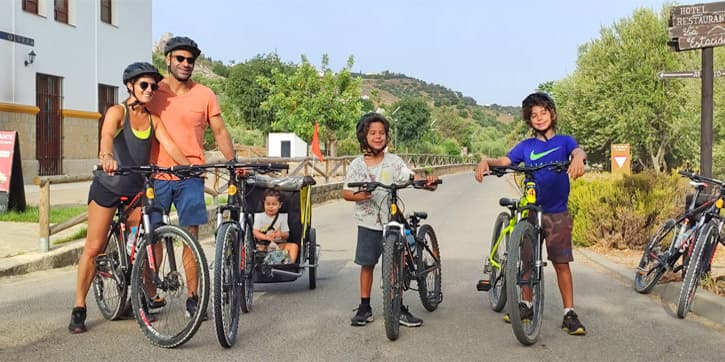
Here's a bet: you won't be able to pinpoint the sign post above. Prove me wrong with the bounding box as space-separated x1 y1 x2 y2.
611 144 631 175
664 1 725 177
0 131 27 213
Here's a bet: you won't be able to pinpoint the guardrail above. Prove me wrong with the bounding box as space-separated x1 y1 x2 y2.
32 154 475 252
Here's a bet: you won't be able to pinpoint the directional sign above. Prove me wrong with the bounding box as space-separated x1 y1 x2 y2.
658 69 725 78
670 32 725 51
668 2 725 51
611 144 630 175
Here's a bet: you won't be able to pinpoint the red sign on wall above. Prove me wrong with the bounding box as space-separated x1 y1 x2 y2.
0 131 16 193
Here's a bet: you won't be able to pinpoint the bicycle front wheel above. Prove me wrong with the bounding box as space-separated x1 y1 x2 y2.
677 221 715 318
416 224 442 312
93 226 129 321
634 219 678 294
240 222 255 313
130 225 210 348
382 232 403 341
505 221 543 346
213 222 241 348
488 212 510 312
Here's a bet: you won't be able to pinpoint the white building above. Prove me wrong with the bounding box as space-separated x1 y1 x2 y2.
267 133 308 158
0 0 151 181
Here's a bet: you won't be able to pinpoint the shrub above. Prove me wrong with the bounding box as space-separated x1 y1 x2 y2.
569 171 687 249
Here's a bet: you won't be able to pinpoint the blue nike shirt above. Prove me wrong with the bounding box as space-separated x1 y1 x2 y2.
507 135 579 213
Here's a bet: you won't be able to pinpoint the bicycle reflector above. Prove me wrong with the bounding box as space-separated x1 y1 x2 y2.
228 184 237 196
525 182 537 203
717 198 724 209
146 186 155 199
391 204 398 215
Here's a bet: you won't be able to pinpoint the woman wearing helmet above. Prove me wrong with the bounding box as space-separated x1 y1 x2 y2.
68 62 190 334
343 112 438 327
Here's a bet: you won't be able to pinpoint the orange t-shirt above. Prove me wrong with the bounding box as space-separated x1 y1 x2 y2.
147 80 221 176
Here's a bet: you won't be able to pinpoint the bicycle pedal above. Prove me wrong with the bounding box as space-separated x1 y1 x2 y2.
476 279 491 292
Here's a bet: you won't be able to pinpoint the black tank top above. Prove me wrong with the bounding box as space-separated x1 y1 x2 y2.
95 102 154 194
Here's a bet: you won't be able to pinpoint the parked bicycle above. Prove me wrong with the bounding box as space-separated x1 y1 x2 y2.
172 162 289 348
633 170 716 294
92 165 210 348
476 161 569 345
348 178 443 341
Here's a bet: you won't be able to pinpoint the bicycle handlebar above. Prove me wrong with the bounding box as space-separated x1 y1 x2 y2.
677 170 725 187
487 161 571 177
95 162 289 178
348 178 443 192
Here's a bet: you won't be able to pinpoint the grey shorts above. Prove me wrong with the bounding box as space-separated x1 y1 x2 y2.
354 226 383 266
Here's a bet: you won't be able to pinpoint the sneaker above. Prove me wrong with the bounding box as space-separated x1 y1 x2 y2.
185 294 208 321
561 310 586 335
68 307 87 334
503 302 533 324
399 305 423 327
350 306 373 326
148 295 166 309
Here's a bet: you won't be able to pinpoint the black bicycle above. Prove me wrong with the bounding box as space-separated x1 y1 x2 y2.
92 165 210 348
633 170 716 294
349 178 443 341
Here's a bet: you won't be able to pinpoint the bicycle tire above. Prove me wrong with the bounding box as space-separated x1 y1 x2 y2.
382 232 403 341
213 222 241 348
505 221 544 346
240 222 255 313
307 228 317 290
634 219 678 294
488 212 510 312
130 225 210 348
416 224 442 312
93 226 129 321
677 221 714 318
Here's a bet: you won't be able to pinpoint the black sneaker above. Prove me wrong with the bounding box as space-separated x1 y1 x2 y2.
350 306 373 326
399 305 423 327
562 310 586 335
503 302 533 323
68 307 87 334
185 294 208 321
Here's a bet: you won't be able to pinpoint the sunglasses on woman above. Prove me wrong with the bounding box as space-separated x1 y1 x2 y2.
138 81 159 91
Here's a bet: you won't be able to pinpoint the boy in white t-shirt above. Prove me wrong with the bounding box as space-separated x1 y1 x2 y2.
253 189 298 263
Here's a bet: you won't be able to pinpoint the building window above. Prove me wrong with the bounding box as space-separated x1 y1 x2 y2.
23 0 39 14
97 84 118 151
100 0 111 24
55 0 68 24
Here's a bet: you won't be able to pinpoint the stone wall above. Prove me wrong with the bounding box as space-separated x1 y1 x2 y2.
62 115 99 176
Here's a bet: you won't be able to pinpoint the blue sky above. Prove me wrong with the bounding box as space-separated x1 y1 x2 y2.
153 0 670 106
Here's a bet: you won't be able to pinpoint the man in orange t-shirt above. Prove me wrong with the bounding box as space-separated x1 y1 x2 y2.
146 36 236 319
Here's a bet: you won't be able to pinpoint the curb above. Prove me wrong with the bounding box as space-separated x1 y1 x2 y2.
576 247 725 325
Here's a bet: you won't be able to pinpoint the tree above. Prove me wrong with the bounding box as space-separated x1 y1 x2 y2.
259 54 362 156
390 97 432 151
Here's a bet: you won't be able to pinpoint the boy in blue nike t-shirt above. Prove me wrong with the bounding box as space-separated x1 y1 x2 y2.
474 92 587 336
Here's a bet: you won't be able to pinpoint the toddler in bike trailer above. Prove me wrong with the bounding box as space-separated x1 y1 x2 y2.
474 92 588 336
254 189 297 264
343 112 438 327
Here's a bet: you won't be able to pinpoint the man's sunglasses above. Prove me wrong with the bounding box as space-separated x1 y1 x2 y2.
139 81 159 91
174 55 196 64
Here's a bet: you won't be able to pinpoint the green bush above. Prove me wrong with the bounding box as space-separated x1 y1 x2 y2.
569 171 687 249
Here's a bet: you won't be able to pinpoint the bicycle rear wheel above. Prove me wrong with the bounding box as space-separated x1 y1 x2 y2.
382 233 403 341
634 219 678 294
240 222 255 313
213 222 241 348
505 221 543 346
416 224 442 312
93 226 129 321
677 221 715 318
487 212 510 312
130 225 210 348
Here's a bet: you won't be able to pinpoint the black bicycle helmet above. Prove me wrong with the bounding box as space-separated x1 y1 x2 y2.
356 112 390 154
122 62 163 84
164 36 201 57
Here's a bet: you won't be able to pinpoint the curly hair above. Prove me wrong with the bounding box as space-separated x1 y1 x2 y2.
356 112 390 155
522 92 558 129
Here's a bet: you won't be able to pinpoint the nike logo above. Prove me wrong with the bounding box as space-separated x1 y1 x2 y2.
529 147 561 161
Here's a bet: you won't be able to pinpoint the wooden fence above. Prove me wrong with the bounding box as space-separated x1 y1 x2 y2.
33 154 475 252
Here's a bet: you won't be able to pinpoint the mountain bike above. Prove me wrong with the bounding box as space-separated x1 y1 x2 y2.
173 162 288 348
634 170 716 294
675 173 725 318
481 161 569 346
92 165 210 348
348 178 443 341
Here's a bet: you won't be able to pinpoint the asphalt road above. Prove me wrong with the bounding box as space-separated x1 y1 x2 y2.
1 172 724 361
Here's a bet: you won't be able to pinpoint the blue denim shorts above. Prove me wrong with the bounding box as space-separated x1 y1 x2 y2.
151 178 208 227
354 226 383 266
